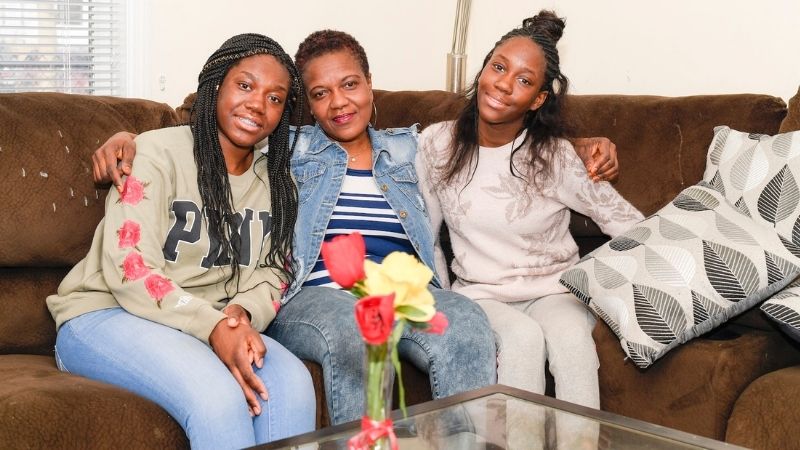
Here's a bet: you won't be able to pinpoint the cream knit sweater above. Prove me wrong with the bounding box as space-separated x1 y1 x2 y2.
416 121 644 302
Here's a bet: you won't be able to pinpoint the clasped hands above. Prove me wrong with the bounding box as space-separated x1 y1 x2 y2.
209 303 268 417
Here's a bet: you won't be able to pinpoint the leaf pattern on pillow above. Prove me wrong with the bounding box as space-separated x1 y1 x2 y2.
560 268 592 305
764 251 800 285
659 216 697 241
779 235 800 259
632 284 687 344
626 341 658 368
757 165 799 225
761 302 800 338
594 259 628 289
730 143 768 192
609 227 651 252
595 255 638 280
734 197 752 217
691 291 724 325
703 241 759 302
771 132 794 158
715 212 758 246
709 127 731 165
673 187 720 211
709 171 727 196
645 246 696 287
792 215 800 245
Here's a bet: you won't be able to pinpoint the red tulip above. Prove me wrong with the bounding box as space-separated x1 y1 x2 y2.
354 294 396 345
425 312 448 335
321 232 366 289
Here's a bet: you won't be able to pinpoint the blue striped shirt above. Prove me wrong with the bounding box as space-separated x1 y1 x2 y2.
304 168 414 288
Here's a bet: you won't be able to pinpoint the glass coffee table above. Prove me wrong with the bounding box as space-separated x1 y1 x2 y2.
256 385 745 449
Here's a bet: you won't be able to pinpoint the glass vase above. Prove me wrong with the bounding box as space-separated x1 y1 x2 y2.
363 341 395 450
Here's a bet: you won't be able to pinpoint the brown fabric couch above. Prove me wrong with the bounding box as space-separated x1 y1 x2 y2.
1 87 799 449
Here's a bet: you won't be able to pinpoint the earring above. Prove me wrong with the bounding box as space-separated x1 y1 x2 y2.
369 102 378 128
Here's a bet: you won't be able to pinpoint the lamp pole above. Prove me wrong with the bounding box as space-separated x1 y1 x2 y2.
446 0 472 93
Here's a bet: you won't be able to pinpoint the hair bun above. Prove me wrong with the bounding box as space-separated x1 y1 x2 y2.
522 10 566 43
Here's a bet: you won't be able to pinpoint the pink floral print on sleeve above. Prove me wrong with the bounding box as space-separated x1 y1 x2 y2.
122 252 150 282
145 274 175 308
117 175 149 206
117 220 141 249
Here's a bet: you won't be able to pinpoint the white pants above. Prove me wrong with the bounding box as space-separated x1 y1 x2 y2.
477 292 599 408
477 293 600 449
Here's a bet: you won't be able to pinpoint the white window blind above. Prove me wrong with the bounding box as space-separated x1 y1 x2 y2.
0 0 126 95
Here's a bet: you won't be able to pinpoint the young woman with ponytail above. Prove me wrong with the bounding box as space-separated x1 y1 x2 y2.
417 9 643 414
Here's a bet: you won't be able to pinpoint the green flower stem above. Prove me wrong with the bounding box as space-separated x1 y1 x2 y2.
390 320 408 417
350 282 368 298
366 343 388 420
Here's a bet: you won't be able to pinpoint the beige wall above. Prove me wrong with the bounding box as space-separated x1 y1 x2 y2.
130 0 800 108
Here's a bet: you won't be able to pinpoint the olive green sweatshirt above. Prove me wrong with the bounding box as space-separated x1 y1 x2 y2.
47 126 280 343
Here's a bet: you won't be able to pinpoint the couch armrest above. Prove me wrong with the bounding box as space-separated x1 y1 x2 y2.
726 365 800 449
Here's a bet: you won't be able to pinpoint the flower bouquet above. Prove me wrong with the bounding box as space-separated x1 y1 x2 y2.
321 232 448 450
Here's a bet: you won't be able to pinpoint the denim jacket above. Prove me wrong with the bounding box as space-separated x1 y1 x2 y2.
283 123 441 302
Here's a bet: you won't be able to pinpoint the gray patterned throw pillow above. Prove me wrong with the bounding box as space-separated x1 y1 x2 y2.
559 185 800 368
702 127 800 242
703 127 800 342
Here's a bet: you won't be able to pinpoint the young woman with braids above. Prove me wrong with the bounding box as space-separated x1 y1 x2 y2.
90 29 622 426
47 34 315 449
416 10 643 415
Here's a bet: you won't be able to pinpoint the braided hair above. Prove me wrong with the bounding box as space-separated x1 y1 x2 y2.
443 10 570 190
191 33 303 294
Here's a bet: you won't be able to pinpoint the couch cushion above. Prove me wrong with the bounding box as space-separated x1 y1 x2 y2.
561 185 800 368
0 93 180 267
373 89 466 130
726 365 800 449
780 86 800 133
0 268 66 355
0 354 187 449
596 322 800 440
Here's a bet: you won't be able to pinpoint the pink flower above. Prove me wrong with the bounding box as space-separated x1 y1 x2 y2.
117 220 141 249
118 175 147 206
121 252 150 281
144 274 174 305
272 300 282 313
354 294 395 345
321 232 366 289
424 312 448 335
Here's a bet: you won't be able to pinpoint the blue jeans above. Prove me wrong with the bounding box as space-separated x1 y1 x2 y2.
55 308 316 450
266 286 496 425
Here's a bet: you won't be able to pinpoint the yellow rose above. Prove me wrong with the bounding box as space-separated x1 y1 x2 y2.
364 252 435 322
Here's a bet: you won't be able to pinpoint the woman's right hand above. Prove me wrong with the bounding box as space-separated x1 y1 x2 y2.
209 310 269 416
91 131 138 191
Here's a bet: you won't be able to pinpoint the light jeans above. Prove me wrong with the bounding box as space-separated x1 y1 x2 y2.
267 286 497 425
55 307 316 450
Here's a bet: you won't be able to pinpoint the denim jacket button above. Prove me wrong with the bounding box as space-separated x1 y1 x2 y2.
398 210 408 219
380 184 389 192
